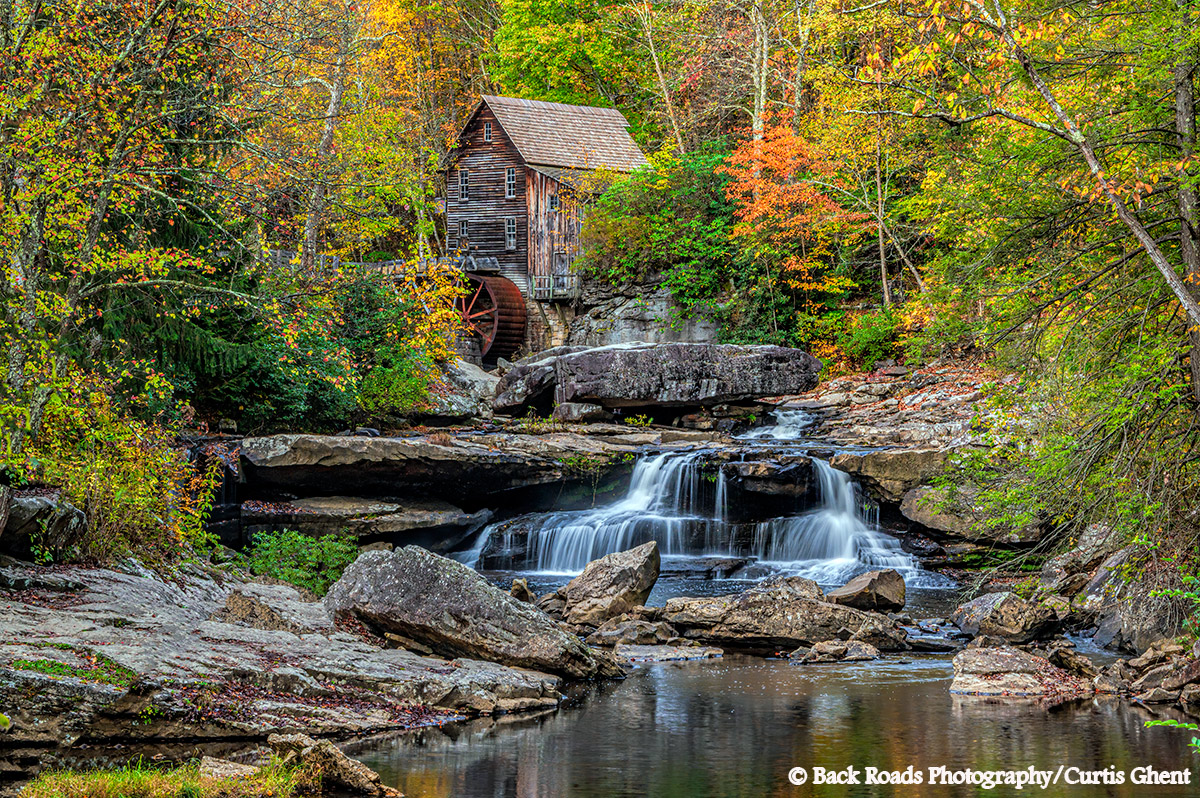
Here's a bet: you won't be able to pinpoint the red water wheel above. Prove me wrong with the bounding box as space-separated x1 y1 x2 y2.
456 273 527 360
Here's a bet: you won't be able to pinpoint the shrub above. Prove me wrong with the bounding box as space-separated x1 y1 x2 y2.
240 529 359 596
836 309 901 369
22 372 219 563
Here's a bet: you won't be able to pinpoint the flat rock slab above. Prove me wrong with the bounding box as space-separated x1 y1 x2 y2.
614 645 724 663
950 647 1092 698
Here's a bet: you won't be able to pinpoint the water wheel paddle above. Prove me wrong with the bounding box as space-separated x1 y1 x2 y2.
456 273 527 360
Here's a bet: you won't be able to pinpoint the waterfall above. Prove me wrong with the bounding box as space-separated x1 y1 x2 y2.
739 408 814 440
467 450 948 586
747 459 940 585
516 451 721 573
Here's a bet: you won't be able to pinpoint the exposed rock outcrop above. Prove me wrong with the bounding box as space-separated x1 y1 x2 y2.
1 493 87 561
420 359 500 421
829 449 948 503
950 592 1059 643
826 569 906 612
900 486 1042 545
494 343 821 415
562 541 661 627
950 647 1091 697
269 732 397 796
567 282 719 348
663 576 908 652
324 547 618 679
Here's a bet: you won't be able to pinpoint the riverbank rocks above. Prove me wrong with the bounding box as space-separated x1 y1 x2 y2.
791 640 880 664
562 541 661 626
419 359 500 421
826 569 906 612
494 342 821 415
951 592 1059 643
1037 524 1123 596
1 493 87 561
829 449 949 503
269 733 397 796
899 486 1042 545
950 647 1091 697
551 402 611 423
663 576 908 653
325 547 618 679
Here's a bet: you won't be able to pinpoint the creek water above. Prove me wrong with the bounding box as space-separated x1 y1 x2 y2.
410 419 1199 796
354 652 1195 797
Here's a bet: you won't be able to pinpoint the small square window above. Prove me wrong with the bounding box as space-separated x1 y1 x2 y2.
458 169 469 201
484 121 492 143
505 217 517 250
505 167 516 199
548 194 559 212
459 220 469 239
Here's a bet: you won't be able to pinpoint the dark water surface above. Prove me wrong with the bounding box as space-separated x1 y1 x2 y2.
353 653 1197 798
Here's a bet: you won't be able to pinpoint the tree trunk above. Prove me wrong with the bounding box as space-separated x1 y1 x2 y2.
876 137 891 307
1174 10 1200 400
300 48 350 274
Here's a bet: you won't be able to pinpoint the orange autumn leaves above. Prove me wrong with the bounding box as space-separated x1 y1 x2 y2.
721 121 865 301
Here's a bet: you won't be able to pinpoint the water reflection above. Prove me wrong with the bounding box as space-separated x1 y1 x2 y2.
353 655 1196 798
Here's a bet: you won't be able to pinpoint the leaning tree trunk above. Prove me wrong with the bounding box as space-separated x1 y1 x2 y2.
1174 12 1200 402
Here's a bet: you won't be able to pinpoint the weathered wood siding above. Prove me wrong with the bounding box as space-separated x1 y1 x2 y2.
526 170 583 282
445 106 529 291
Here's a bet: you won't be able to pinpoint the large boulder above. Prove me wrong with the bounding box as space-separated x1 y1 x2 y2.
950 647 1091 697
792 640 880 664
1038 524 1123 596
324 547 617 679
826 569 906 612
567 283 720 347
562 541 661 626
663 576 908 652
950 592 1059 643
1 494 87 561
269 733 396 796
900 486 1042 545
494 343 821 415
420 359 501 421
829 449 949 503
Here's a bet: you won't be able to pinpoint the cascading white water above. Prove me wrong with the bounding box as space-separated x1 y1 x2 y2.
466 449 949 586
739 408 814 440
513 451 720 573
748 459 945 586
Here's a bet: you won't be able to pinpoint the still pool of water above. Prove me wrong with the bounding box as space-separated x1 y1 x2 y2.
350 654 1197 798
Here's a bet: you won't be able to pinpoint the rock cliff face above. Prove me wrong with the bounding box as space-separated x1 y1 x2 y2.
494 343 821 415
566 282 719 347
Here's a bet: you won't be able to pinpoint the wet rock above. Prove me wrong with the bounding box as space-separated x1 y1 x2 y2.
535 591 566 620
829 449 949 503
663 576 907 653
1048 647 1099 679
1135 687 1180 704
269 732 395 796
826 569 906 612
659 556 752 580
792 640 879 663
1131 663 1175 692
950 592 1060 643
1161 659 1200 692
1180 684 1200 704
1 494 87 561
199 756 260 780
552 402 611 423
586 618 677 647
495 342 821 415
950 647 1091 697
613 644 723 664
325 547 617 679
562 541 661 627
900 486 1042 545
510 578 537 603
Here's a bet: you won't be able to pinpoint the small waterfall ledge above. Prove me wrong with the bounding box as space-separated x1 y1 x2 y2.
463 448 950 588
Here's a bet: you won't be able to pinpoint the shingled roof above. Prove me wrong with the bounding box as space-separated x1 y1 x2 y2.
476 95 649 173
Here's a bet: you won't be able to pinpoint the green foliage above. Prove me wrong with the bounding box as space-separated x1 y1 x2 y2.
625 414 653 427
240 529 359 597
836 309 901 369
579 147 737 318
22 372 219 563
12 653 136 688
358 350 435 417
21 758 308 798
1145 719 1200 751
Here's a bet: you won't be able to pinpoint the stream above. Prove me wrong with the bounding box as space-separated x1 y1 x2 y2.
374 411 1197 797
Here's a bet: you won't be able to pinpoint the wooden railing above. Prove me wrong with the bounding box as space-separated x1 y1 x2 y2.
532 274 581 301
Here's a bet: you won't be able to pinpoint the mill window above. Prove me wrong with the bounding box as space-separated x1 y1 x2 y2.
548 194 559 212
506 167 517 199
459 220 469 239
484 121 492 143
505 217 517 250
458 169 469 201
